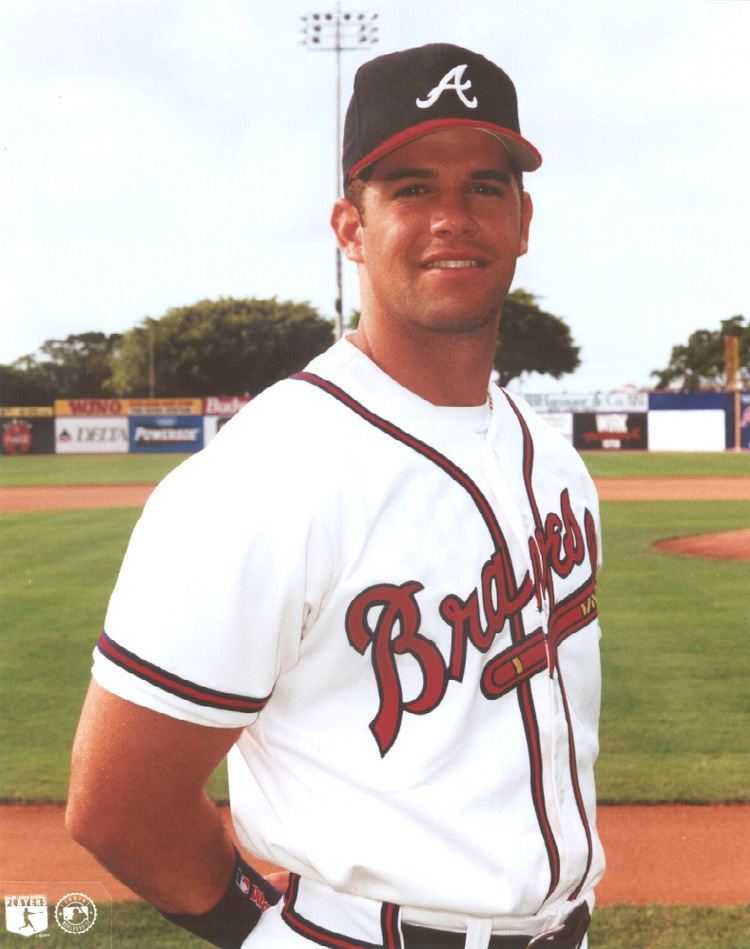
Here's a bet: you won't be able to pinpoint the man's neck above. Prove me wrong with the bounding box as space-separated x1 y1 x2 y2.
347 318 497 407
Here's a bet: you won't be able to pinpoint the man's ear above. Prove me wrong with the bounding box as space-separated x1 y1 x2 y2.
517 191 533 258
331 198 365 264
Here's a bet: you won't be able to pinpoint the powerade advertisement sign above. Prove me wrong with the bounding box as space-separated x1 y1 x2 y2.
129 416 203 454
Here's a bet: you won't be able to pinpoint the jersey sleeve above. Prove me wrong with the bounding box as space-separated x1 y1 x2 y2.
92 393 334 727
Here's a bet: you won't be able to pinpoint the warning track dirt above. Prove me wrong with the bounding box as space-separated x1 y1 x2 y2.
1 803 748 906
2 476 749 512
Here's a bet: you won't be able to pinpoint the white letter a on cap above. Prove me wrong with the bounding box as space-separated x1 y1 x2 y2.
416 64 478 109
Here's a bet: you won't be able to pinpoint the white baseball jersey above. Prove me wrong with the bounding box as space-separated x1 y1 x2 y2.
93 337 604 929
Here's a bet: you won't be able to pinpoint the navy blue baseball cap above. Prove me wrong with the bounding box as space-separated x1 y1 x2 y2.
343 43 542 182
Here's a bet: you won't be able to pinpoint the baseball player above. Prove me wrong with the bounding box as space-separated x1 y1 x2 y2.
67 44 603 949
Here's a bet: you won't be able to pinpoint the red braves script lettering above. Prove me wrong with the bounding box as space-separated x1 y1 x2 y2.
346 491 595 755
528 489 584 608
346 582 447 756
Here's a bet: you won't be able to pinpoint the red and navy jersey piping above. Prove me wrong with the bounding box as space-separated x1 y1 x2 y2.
292 372 562 901
282 874 402 949
96 630 269 714
500 390 596 901
292 372 505 549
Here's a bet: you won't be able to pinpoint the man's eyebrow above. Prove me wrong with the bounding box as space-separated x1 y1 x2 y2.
380 167 512 183
382 167 437 181
469 169 512 182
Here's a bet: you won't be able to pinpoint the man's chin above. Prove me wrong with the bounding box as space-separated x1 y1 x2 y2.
415 310 499 335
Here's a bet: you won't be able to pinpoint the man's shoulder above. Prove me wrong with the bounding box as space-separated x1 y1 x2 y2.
144 347 366 514
229 340 364 428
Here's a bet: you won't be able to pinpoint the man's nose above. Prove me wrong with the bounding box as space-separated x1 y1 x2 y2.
430 196 477 237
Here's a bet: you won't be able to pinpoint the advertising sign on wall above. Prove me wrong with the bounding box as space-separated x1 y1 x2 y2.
524 391 649 413
203 396 252 416
648 392 725 410
125 398 203 416
1 417 55 454
55 418 129 454
129 416 203 453
55 397 203 416
0 406 53 418
55 399 126 416
647 410 725 451
741 393 750 449
203 415 236 445
573 412 648 451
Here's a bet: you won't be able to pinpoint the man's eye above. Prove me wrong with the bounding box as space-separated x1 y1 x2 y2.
470 184 503 196
394 184 427 197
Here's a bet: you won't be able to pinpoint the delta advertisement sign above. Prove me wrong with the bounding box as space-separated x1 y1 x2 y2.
55 418 129 454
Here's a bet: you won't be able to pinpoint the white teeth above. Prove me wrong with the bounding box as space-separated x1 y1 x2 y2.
425 259 480 269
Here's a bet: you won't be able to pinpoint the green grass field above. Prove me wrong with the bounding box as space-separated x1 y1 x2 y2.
2 452 748 802
2 452 748 947
3 498 748 802
597 500 749 801
580 450 750 478
0 901 745 948
0 453 191 487
1 449 748 487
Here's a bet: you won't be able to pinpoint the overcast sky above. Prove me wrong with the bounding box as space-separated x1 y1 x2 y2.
2 0 748 393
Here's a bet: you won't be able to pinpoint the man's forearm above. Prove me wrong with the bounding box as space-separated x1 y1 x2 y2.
68 790 235 915
66 681 246 916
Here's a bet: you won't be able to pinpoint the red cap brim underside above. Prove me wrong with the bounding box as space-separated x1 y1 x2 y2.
348 117 542 180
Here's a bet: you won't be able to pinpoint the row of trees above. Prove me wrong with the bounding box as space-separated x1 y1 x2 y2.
651 314 749 391
0 292 581 405
2 296 746 406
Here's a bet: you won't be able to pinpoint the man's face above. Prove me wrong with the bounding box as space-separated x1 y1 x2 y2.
338 127 532 336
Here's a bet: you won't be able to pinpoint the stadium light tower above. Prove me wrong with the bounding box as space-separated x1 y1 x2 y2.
300 4 379 339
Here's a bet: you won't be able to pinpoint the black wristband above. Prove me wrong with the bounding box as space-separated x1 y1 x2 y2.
159 848 282 949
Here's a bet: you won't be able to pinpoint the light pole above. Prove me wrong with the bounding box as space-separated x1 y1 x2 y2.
300 4 379 339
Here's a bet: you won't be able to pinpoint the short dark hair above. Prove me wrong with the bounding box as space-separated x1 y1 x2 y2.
344 176 369 220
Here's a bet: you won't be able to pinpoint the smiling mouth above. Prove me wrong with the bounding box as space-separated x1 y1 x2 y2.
423 259 485 270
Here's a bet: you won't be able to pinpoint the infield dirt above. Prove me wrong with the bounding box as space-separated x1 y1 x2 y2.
1 802 748 907
2 475 750 512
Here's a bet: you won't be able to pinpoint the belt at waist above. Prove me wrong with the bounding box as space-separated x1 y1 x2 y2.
281 874 590 949
401 902 590 949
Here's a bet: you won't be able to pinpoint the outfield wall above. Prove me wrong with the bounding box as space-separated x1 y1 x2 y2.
525 390 747 452
0 392 747 454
